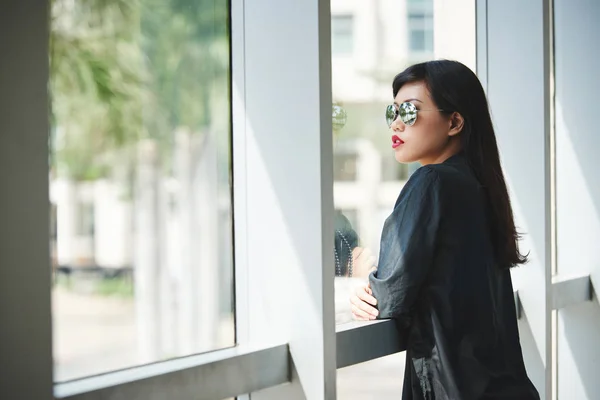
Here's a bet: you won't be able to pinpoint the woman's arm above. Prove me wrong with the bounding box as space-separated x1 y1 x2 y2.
368 167 442 326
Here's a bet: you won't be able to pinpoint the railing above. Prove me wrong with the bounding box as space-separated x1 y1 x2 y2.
55 275 595 400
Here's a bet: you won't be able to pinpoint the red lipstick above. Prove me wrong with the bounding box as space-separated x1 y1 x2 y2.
392 135 404 149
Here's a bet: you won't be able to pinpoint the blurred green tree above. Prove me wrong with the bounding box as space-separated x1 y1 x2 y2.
50 0 230 181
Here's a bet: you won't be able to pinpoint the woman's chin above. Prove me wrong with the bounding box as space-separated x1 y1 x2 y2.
394 150 415 164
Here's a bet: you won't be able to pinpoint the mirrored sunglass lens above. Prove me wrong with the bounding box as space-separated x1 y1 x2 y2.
399 102 417 126
385 105 397 127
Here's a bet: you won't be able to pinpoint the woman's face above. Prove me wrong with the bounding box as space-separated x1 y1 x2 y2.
390 81 459 165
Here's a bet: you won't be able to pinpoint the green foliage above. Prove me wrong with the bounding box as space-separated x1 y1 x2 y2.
50 0 230 180
94 276 135 297
55 273 134 298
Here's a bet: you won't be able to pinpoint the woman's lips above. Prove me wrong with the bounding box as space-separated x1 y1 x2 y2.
392 135 404 149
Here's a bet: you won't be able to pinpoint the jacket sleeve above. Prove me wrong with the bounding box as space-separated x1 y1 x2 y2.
369 166 442 325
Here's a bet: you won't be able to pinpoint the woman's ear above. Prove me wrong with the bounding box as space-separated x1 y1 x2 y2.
448 112 464 137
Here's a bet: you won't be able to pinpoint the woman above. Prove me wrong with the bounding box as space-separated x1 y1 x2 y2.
350 60 540 399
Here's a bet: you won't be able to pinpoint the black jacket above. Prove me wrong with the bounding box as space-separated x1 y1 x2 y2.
369 153 540 400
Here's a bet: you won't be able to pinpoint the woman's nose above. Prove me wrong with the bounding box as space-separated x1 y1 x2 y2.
391 117 405 132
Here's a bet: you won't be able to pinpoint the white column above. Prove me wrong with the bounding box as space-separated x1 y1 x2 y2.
233 0 336 398
193 129 220 352
134 140 163 363
173 129 196 355
93 180 131 269
56 179 77 266
477 0 552 397
433 0 476 71
553 1 600 398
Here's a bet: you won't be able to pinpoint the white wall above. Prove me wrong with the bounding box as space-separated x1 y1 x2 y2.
433 0 476 72
554 1 600 398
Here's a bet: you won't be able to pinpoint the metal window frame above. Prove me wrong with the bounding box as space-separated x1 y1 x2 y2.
0 1 54 400
336 320 405 369
54 345 289 400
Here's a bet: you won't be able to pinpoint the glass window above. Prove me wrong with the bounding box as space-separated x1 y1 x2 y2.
408 12 426 24
407 2 434 54
410 29 426 52
332 15 354 55
332 0 475 396
50 0 233 381
334 153 358 181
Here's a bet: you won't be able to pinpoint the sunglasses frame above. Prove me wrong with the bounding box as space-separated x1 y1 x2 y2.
386 102 446 128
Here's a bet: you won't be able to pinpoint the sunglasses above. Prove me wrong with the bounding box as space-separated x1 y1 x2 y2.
385 102 445 128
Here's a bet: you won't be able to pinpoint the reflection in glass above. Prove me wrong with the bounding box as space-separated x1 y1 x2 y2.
334 210 359 277
50 0 233 381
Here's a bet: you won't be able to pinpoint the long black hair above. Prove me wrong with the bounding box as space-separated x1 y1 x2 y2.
392 60 527 269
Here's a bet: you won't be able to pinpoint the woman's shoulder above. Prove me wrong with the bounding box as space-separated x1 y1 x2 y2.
398 160 473 205
395 165 442 207
404 164 442 192
414 156 477 190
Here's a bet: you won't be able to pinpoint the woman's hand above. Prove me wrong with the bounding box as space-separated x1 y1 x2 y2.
351 247 377 278
350 283 379 320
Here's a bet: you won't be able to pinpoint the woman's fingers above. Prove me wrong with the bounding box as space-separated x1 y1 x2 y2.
350 295 375 320
350 295 378 320
356 286 377 306
350 286 379 319
349 284 380 321
351 304 372 320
